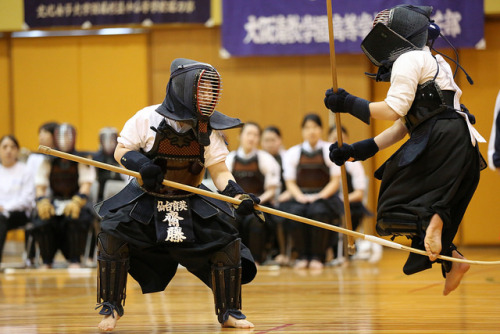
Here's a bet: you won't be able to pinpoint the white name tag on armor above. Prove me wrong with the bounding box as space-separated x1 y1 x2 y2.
155 199 195 243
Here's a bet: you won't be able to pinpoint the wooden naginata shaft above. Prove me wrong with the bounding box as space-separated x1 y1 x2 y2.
326 0 356 255
37 145 500 266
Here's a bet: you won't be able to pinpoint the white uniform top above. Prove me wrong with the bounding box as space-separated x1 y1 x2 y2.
339 161 367 199
225 148 281 191
386 47 485 145
283 139 341 183
488 90 500 170
117 105 229 167
0 161 35 217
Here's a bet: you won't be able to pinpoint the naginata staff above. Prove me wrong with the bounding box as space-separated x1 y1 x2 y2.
325 4 486 295
94 58 260 331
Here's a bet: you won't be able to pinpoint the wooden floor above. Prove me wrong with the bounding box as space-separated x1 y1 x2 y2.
1 246 500 333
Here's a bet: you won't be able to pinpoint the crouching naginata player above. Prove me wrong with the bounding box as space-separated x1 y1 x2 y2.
94 58 260 331
325 5 486 295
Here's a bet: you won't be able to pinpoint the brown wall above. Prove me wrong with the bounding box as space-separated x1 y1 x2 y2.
9 33 149 152
0 36 12 136
1 18 499 245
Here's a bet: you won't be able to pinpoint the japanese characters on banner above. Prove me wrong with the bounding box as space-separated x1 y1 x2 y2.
222 0 484 57
24 0 210 28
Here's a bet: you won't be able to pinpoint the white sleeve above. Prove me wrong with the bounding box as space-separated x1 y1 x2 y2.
348 161 367 191
204 131 229 167
322 144 341 177
258 151 281 189
385 52 423 117
488 90 500 169
117 108 155 151
35 158 51 187
225 151 236 172
78 163 96 186
283 146 300 181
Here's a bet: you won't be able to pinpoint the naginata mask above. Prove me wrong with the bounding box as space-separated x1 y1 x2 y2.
361 5 432 68
99 127 118 156
155 58 223 146
54 123 76 153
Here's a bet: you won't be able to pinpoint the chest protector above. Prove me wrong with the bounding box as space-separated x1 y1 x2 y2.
404 80 455 133
232 155 265 195
296 149 330 193
144 120 206 195
50 158 79 199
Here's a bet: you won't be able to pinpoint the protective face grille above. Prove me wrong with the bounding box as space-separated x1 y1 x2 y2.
99 127 118 155
196 69 222 117
55 124 76 153
373 9 390 27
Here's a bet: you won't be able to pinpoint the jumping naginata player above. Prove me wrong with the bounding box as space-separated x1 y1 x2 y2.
325 5 486 295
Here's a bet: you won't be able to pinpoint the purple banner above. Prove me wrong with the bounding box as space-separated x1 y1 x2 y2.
222 0 484 57
25 0 210 28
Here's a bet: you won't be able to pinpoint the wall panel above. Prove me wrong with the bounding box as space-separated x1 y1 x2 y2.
80 34 149 151
11 34 149 152
12 37 80 151
0 37 11 137
459 19 500 245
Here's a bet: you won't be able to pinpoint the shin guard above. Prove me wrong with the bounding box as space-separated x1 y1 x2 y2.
96 232 129 317
211 238 246 324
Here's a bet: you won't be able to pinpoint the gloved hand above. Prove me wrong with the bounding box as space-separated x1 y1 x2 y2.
36 197 55 220
221 180 265 223
139 163 164 192
324 88 371 124
329 138 379 166
120 150 163 192
63 194 87 219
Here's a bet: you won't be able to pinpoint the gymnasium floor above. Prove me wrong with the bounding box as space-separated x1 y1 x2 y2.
1 244 500 333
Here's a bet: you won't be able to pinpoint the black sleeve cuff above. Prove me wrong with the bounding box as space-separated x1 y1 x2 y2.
120 151 150 172
345 95 371 125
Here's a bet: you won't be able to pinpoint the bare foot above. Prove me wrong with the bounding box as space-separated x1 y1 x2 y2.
309 259 324 270
98 310 120 332
222 315 254 328
424 214 443 262
443 250 470 296
293 259 308 269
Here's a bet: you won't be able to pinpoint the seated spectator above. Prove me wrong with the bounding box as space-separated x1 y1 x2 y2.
261 126 290 265
34 123 96 268
225 122 281 264
0 135 35 269
280 114 343 270
328 125 381 264
92 127 127 202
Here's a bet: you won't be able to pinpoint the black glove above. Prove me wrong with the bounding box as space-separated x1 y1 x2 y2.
329 138 379 166
121 151 163 192
324 88 371 125
139 163 163 192
221 180 265 222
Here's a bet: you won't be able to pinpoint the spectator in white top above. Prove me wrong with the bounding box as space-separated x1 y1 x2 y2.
0 135 35 268
488 90 500 174
226 122 281 264
261 126 291 265
281 114 343 270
